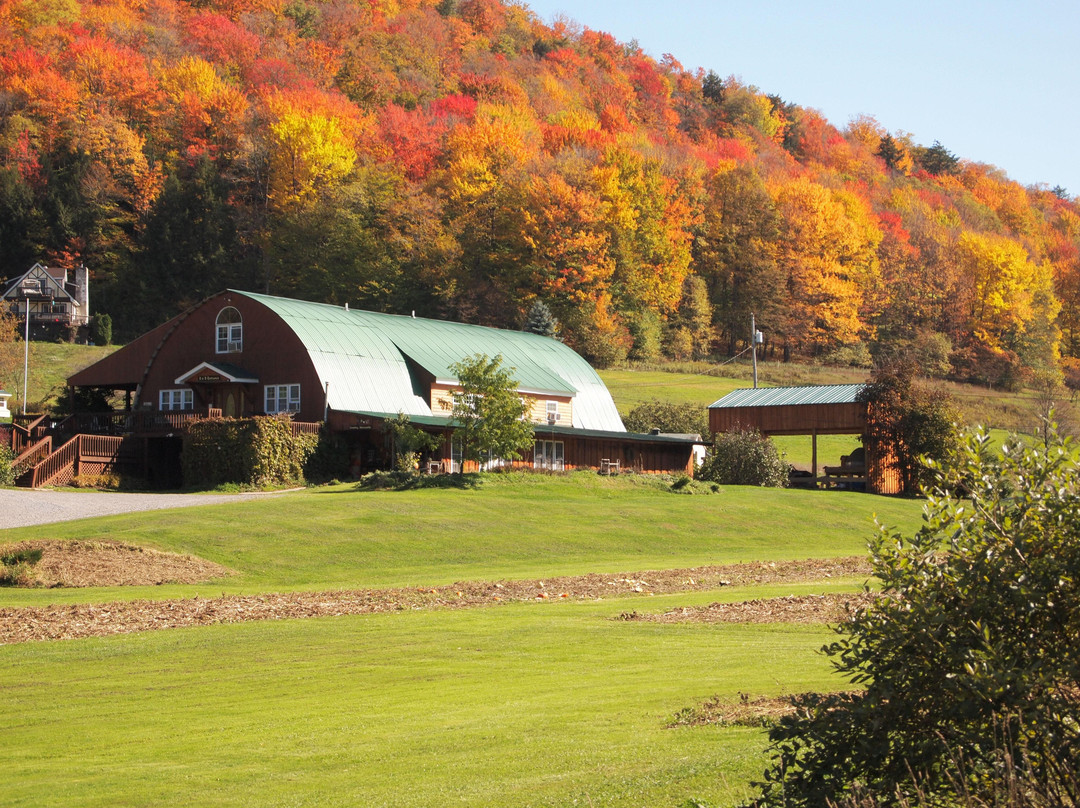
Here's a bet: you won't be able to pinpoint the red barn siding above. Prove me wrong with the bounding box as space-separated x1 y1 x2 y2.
709 401 866 436
137 292 325 422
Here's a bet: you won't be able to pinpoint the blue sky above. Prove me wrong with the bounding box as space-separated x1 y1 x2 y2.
523 0 1080 197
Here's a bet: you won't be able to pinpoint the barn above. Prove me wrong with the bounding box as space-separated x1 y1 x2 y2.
47 290 701 485
708 384 901 494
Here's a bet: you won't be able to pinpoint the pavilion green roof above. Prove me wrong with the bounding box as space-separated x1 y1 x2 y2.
709 384 867 409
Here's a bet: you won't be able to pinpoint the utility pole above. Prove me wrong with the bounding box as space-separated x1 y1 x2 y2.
751 312 759 389
23 296 30 413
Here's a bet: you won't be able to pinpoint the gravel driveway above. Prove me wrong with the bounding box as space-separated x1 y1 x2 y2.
0 488 287 531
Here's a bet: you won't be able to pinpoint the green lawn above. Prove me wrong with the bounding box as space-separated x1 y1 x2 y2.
0 477 925 806
1 592 843 808
0 474 923 606
598 368 747 411
10 341 119 412
0 606 823 807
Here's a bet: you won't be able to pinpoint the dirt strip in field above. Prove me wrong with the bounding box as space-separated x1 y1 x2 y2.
619 592 877 625
0 556 873 644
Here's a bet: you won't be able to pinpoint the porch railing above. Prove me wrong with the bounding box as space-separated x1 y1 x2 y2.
59 410 322 436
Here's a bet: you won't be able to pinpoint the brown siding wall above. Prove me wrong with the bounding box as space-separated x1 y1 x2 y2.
709 402 866 436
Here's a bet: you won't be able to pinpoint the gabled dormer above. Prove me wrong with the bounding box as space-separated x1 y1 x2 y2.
1 263 90 336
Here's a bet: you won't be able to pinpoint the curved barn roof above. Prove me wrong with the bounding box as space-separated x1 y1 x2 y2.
242 292 625 432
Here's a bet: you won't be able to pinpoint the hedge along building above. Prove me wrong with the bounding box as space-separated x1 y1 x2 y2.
68 291 701 477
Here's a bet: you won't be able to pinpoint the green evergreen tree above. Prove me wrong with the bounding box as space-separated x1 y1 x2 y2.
523 300 558 338
874 133 905 172
913 139 960 175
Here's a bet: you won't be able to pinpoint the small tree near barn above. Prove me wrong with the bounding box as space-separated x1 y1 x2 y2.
386 413 442 473
857 363 961 494
448 354 534 472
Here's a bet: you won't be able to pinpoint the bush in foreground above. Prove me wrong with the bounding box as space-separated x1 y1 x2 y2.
746 425 1080 807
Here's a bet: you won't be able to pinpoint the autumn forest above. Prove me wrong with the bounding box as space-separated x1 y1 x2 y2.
2 0 1078 388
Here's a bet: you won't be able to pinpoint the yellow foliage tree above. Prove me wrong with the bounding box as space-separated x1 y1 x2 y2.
268 110 357 209
773 177 882 354
956 230 1061 367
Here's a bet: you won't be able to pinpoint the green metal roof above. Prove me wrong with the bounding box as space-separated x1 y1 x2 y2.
709 384 867 409
240 292 626 432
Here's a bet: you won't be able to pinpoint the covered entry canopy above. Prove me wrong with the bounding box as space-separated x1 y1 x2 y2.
707 384 899 494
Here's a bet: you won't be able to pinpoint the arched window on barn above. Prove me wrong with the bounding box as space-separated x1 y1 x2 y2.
216 307 242 353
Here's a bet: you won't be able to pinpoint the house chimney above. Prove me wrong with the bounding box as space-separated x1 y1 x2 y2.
73 264 89 324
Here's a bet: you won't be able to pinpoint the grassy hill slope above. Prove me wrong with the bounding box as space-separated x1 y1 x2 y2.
0 473 922 606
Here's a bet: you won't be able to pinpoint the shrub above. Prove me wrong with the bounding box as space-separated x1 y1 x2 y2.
386 413 443 473
89 313 112 346
182 417 319 488
0 444 15 486
746 424 1080 808
302 430 351 483
70 473 126 490
623 400 709 437
0 547 43 587
698 427 787 487
356 470 481 491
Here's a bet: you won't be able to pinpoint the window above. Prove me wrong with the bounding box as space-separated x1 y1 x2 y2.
216 307 243 353
265 384 301 414
545 400 561 423
160 389 193 411
534 440 564 471
451 435 463 474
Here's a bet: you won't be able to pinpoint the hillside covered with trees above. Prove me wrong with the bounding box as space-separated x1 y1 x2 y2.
2 0 1078 389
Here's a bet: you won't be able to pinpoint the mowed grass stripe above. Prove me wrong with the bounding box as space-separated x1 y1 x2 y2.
0 596 841 807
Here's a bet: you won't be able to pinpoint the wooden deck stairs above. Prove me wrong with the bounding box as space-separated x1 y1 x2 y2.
8 413 168 488
7 410 322 489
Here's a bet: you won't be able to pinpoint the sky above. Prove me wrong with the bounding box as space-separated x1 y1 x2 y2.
522 0 1080 197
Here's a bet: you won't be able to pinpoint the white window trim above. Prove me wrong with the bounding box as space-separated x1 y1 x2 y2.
265 384 301 414
159 388 193 411
534 439 565 471
545 400 562 423
216 323 242 353
215 307 243 354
